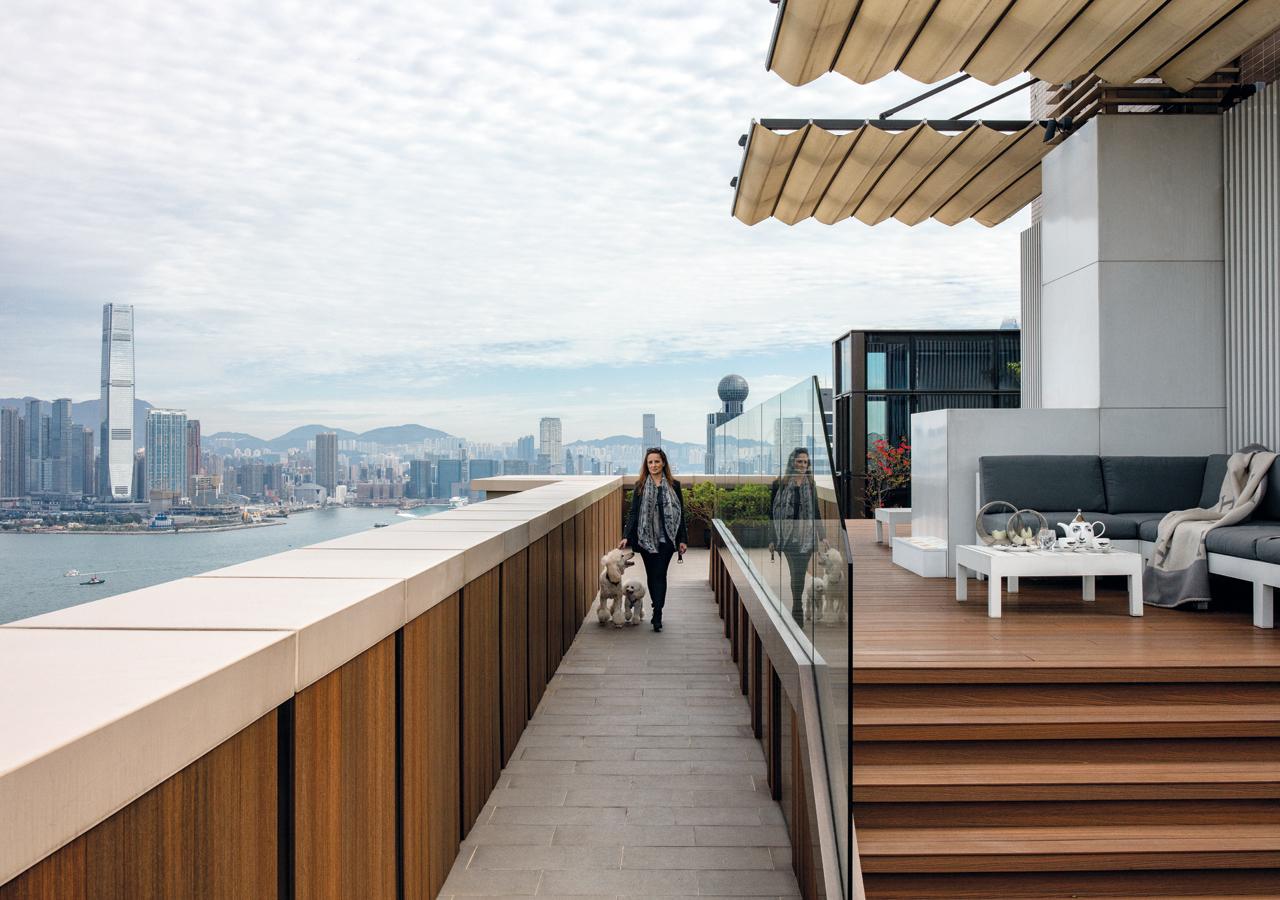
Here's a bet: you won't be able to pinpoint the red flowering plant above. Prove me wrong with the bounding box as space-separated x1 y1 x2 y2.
864 437 911 512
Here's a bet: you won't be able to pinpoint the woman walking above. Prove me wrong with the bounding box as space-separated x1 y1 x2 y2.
771 447 824 625
621 447 687 632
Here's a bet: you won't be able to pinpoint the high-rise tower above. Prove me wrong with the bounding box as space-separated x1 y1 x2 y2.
50 398 73 494
642 413 662 450
539 417 562 475
146 409 188 497
100 303 136 499
1 407 24 497
315 432 338 493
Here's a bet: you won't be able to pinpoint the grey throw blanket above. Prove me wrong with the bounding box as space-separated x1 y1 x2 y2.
636 476 680 553
1144 444 1277 608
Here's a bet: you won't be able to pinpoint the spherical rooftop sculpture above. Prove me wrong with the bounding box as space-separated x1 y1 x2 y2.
717 374 749 403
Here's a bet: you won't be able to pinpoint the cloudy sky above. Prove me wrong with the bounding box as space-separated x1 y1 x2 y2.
1 0 1031 444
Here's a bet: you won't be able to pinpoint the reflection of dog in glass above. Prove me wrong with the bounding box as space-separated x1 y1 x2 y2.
803 541 848 624
595 548 635 628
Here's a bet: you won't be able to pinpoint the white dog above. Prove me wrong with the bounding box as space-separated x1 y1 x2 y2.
595 548 636 628
802 542 848 625
621 575 647 625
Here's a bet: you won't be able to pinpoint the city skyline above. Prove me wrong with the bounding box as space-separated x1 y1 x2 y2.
0 2 1026 444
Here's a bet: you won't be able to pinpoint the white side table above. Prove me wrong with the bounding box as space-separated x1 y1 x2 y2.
874 507 911 544
955 544 1144 618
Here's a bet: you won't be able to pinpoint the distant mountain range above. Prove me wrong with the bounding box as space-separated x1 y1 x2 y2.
566 435 705 453
205 423 453 451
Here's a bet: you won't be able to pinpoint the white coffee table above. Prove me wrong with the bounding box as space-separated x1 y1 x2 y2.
955 544 1144 618
874 507 911 543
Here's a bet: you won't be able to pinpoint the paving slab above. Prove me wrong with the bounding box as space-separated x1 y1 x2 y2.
440 549 800 898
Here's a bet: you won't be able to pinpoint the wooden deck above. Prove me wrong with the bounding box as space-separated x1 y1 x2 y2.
847 521 1280 898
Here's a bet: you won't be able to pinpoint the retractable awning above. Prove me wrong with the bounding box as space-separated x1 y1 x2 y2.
768 0 1280 92
732 119 1054 228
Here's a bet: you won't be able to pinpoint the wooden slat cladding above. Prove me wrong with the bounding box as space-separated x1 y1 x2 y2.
0 712 278 900
294 635 396 900
500 550 530 765
461 568 502 833
546 523 564 677
401 593 460 900
527 536 549 714
560 516 576 655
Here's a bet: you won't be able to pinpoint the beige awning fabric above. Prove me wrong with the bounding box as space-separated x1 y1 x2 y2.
733 121 1053 228
770 0 1280 92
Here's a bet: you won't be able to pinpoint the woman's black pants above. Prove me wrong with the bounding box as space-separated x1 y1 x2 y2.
638 544 676 625
782 549 810 624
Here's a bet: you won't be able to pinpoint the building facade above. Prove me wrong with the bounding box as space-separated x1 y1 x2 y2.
25 399 47 494
145 409 188 497
642 414 662 449
185 420 201 485
49 399 73 495
832 329 1021 513
100 303 136 500
73 427 94 496
538 417 562 474
408 459 432 499
314 432 338 493
1 407 24 497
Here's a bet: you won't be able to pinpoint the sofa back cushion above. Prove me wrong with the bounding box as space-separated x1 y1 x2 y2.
1102 456 1207 513
979 456 1106 512
1257 457 1280 520
1198 454 1230 509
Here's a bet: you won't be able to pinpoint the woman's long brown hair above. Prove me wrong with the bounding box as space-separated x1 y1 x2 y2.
635 446 675 493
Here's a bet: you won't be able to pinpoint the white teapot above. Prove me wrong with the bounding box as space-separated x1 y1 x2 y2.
1057 510 1106 547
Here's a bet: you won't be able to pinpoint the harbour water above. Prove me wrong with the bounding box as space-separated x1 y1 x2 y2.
0 505 446 625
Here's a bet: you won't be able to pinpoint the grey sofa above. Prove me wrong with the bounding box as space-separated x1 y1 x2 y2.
977 454 1280 628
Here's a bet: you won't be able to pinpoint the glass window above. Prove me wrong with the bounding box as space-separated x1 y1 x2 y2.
866 395 910 446
997 332 1021 390
866 335 908 390
839 335 853 394
914 335 994 391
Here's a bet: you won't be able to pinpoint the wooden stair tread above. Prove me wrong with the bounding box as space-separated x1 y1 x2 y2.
856 704 1280 725
857 761 1279 786
859 824 1280 855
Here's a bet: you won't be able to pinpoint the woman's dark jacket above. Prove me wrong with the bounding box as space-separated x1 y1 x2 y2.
624 478 688 548
769 476 824 551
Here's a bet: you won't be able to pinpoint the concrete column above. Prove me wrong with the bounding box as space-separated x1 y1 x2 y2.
1039 116 1227 455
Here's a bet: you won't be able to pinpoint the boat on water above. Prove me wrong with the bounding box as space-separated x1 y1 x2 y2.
80 576 105 586
64 569 79 577
448 496 469 509
373 522 390 528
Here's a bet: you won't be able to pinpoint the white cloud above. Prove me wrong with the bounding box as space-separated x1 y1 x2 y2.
0 0 1029 442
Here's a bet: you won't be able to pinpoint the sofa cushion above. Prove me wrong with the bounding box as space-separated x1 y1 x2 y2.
979 456 1106 513
1198 454 1230 509
1257 538 1280 566
1101 456 1206 513
1105 513 1166 541
1139 517 1165 542
1204 523 1280 560
1257 457 1280 521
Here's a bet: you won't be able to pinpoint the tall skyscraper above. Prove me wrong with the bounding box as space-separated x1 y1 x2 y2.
145 409 188 496
408 459 432 499
50 398 73 494
100 303 136 499
539 417 562 474
516 434 535 463
75 427 95 496
706 374 749 473
25 399 46 494
642 413 662 449
1 407 24 497
435 458 463 497
315 432 338 493
185 419 202 484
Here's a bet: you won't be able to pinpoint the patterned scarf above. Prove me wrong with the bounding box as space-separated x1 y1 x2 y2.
773 478 816 553
636 476 680 553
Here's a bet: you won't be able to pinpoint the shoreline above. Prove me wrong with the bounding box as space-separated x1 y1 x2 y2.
5 520 288 536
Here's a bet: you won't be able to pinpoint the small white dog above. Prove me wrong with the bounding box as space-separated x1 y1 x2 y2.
803 542 848 624
595 548 636 628
621 575 647 625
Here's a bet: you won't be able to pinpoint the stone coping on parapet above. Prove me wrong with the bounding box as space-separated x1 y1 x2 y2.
0 474 622 889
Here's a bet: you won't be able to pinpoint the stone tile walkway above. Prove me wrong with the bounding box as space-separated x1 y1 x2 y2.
439 548 802 899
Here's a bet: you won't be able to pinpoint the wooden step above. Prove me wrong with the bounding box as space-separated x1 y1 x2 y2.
862 867 1280 898
857 824 1280 873
855 759 1280 802
855 799 1280 829
855 702 1280 740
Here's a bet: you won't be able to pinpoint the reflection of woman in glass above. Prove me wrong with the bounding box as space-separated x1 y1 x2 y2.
620 447 687 632
771 447 823 624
